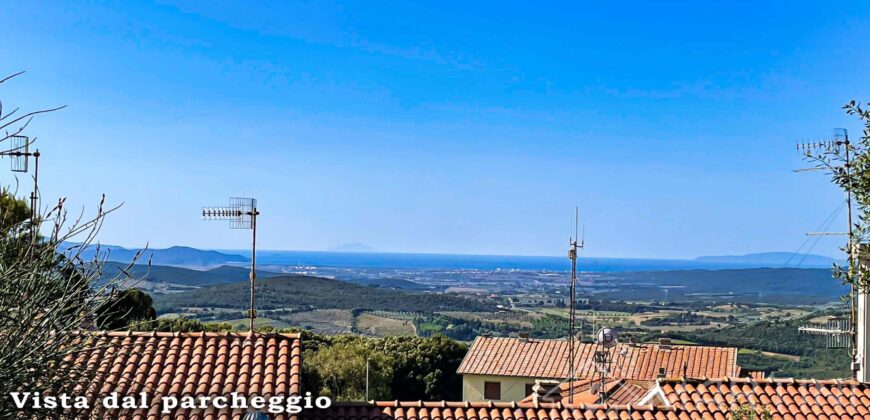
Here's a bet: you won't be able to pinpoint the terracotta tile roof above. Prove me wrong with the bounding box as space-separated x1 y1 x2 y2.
66 330 301 419
304 378 870 419
653 377 870 419
302 401 684 420
520 379 655 405
457 337 739 380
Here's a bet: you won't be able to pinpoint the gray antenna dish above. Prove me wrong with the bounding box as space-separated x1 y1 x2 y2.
597 327 618 349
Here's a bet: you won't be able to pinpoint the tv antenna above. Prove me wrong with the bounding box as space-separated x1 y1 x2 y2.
0 135 41 241
794 128 858 371
566 207 584 404
203 197 259 332
798 317 851 348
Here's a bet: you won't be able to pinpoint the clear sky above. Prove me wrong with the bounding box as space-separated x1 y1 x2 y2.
1 1 868 259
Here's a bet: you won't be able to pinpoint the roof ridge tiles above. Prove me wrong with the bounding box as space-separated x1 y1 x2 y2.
366 400 678 413
75 330 302 340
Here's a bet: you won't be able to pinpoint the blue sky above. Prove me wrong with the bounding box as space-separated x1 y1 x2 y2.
1 1 868 258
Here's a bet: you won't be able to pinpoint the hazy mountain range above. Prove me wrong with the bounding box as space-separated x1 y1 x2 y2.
63 242 840 271
61 243 248 268
695 252 841 267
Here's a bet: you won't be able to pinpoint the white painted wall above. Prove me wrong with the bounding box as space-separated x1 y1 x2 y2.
857 244 870 382
462 374 541 402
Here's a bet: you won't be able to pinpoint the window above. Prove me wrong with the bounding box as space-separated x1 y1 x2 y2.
484 381 501 400
525 383 535 397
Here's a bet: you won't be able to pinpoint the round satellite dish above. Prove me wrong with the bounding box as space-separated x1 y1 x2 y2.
596 327 618 348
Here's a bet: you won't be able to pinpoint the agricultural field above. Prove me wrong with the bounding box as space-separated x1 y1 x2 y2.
355 313 416 337
287 309 354 335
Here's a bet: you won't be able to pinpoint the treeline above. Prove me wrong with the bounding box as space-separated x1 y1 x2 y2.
648 313 851 378
641 312 735 327
576 301 662 313
153 275 496 314
414 313 570 341
664 318 824 356
738 349 851 379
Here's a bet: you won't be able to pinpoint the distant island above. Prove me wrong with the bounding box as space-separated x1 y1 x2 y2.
695 252 840 267
328 242 376 253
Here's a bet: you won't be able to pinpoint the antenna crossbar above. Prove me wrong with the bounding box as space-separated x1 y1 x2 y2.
202 207 244 220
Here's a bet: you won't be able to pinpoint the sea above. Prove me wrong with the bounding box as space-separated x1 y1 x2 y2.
214 250 828 273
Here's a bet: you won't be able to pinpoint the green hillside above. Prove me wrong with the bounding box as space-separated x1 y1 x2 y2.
597 268 846 304
153 275 496 313
100 262 283 286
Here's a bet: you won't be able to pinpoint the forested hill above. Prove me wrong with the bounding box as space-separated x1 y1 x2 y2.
595 267 846 304
62 243 248 267
152 275 496 313
100 262 284 286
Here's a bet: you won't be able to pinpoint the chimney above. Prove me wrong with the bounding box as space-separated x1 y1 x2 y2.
518 332 530 343
533 380 560 402
658 337 672 350
657 367 667 379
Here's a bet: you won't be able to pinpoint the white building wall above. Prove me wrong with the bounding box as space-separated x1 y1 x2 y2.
462 374 538 402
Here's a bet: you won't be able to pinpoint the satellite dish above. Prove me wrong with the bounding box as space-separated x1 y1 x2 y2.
596 327 618 348
590 383 600 394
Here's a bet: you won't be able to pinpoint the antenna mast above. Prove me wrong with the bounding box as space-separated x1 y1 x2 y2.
567 207 584 404
203 197 260 332
1 135 41 242
795 129 858 375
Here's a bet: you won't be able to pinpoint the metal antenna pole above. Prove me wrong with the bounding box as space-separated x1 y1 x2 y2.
568 243 575 404
29 150 39 242
843 131 858 373
566 207 583 405
365 357 371 401
250 208 258 332
203 197 259 332
1 136 40 241
794 130 859 373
